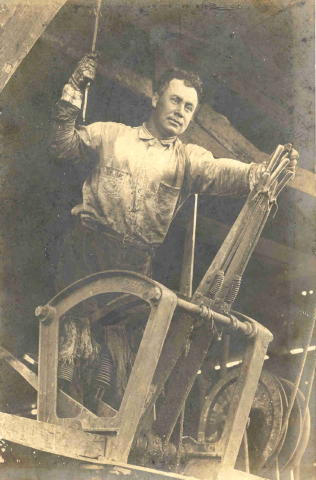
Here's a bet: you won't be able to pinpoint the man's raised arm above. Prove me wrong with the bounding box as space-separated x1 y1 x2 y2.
49 54 99 162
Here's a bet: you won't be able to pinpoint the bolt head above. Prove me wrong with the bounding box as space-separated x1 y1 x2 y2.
35 306 45 317
151 287 161 301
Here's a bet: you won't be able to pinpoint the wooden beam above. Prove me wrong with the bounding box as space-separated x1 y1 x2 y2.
196 106 316 197
42 31 316 198
196 105 268 164
151 4 313 137
0 0 67 93
196 215 316 280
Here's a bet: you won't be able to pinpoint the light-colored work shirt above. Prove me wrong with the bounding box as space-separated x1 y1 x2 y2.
51 88 255 246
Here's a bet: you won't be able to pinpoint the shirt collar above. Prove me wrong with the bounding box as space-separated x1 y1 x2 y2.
138 123 177 148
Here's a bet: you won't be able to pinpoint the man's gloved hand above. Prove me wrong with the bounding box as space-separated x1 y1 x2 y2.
287 147 299 175
69 53 99 91
249 146 299 191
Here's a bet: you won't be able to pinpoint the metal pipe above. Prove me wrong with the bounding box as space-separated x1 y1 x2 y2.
179 194 198 298
177 298 253 336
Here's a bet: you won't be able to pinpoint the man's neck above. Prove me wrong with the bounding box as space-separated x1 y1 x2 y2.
145 117 176 140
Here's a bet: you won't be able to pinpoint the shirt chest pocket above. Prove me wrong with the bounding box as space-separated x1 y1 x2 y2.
156 181 180 223
102 166 130 198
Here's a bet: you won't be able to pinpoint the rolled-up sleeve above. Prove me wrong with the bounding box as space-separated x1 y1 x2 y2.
185 143 252 196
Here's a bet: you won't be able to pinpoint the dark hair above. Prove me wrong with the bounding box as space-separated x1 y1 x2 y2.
154 68 203 102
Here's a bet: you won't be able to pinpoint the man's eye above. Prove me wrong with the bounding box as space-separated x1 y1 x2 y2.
171 97 180 103
185 105 193 112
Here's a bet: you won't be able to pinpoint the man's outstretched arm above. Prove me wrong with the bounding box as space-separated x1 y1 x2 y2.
184 143 298 197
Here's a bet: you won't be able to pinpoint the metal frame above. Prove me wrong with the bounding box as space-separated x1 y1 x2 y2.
36 270 178 463
174 311 273 480
0 269 273 479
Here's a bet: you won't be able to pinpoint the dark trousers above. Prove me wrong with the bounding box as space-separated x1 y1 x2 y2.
55 220 153 402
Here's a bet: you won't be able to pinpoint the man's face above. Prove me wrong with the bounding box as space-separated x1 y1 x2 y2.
151 78 198 137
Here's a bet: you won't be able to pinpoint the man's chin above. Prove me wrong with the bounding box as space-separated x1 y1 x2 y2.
164 123 183 137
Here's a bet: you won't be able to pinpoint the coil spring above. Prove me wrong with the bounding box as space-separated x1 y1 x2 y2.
95 348 114 387
225 275 242 305
58 363 74 383
209 270 225 298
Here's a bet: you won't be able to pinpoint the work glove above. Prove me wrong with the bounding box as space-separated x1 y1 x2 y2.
68 52 99 92
249 147 298 191
287 147 299 175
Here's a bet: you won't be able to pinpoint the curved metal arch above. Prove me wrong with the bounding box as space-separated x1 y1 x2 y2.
42 270 162 318
36 269 178 463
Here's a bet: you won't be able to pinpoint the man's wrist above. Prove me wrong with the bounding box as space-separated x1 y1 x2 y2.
61 83 83 109
248 162 267 191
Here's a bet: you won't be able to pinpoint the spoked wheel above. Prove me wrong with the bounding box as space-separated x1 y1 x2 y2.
198 368 284 473
198 368 311 477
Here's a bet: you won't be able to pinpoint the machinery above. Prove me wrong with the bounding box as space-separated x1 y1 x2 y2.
0 144 311 480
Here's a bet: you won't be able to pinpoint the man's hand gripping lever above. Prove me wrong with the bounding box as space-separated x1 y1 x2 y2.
69 52 99 93
253 143 299 199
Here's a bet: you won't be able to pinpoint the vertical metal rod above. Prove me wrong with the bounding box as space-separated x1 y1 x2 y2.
220 333 230 378
301 351 316 425
179 194 198 298
91 0 102 52
280 307 316 439
176 405 185 471
82 0 102 123
173 194 198 460
292 351 316 475
275 457 280 480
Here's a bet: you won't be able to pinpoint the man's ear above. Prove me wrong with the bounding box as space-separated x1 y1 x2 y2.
152 92 159 108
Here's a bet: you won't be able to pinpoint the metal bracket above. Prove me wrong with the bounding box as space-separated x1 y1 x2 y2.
184 315 273 479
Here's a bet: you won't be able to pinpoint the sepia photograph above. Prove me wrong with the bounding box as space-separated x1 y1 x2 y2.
0 0 315 479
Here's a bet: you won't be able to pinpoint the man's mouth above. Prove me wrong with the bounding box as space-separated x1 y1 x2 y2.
168 118 182 127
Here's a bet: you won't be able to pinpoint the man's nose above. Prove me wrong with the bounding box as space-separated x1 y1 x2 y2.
174 104 184 117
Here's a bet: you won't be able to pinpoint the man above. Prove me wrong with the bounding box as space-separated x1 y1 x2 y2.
50 54 298 410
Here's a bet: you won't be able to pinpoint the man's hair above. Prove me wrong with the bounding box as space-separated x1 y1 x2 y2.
154 68 203 102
